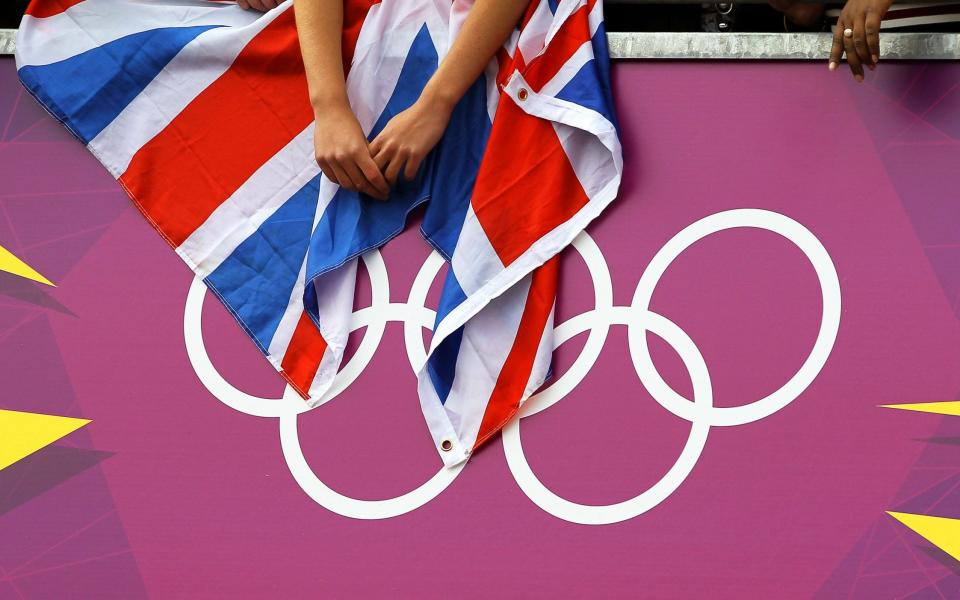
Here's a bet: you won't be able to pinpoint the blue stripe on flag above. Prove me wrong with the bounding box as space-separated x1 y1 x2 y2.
428 327 464 405
306 24 439 283
205 176 321 354
554 24 618 130
420 74 491 260
436 267 469 324
18 25 217 144
428 268 469 404
416 41 495 407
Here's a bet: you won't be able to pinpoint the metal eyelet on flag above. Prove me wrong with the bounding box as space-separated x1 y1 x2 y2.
517 88 529 101
440 439 454 452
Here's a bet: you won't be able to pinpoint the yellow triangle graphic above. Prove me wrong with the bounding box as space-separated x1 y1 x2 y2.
881 401 960 417
888 511 960 561
0 409 90 471
0 244 55 286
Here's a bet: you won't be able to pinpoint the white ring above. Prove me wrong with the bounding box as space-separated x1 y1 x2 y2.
520 232 614 418
402 233 613 419
184 250 392 417
310 250 392 405
404 250 446 372
280 411 465 519
186 209 841 523
187 249 468 519
279 249 457 519
628 209 841 427
503 310 712 525
184 275 307 418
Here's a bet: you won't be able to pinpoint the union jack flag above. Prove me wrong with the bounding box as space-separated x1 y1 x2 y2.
15 0 622 466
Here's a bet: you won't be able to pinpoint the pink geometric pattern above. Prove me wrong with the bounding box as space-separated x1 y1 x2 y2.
1 56 959 598
0 63 145 599
816 63 960 599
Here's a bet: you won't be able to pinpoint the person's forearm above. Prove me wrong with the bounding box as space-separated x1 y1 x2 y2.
419 0 530 112
367 0 531 184
294 0 349 113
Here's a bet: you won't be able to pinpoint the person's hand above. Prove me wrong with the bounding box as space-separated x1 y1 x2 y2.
369 96 453 186
829 0 893 81
237 0 283 11
314 104 389 200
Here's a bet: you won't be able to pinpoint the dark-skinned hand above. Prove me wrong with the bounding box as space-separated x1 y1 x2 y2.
829 0 894 82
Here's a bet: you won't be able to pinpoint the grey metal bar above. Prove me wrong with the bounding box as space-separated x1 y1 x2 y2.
608 31 960 59
1 30 14 56
2 27 958 60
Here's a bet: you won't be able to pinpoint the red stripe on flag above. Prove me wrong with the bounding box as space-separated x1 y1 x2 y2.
473 258 559 449
119 10 313 247
280 311 329 399
517 0 543 31
25 0 84 18
495 47 518 90
341 0 382 73
520 4 592 92
470 97 589 266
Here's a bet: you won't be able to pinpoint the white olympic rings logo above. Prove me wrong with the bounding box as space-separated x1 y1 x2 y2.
184 209 841 525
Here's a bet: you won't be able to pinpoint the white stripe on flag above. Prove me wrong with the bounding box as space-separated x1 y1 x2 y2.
588 0 603 36
537 41 593 97
92 11 281 177
346 0 449 134
267 255 309 365
177 125 320 278
449 203 506 297
553 120 619 200
16 0 259 67
516 0 554 63
306 258 360 400
545 0 589 48
448 0 474 45
440 273 532 450
419 365 469 466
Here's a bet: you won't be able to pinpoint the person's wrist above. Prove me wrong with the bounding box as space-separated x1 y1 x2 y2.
417 84 458 118
310 91 351 117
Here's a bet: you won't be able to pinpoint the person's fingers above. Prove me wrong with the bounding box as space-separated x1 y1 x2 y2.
371 141 392 174
865 11 882 64
403 154 424 181
383 150 407 186
829 24 845 71
245 0 266 11
369 135 385 157
357 151 390 199
341 160 375 196
329 161 359 192
237 0 250 9
316 159 338 186
843 35 864 82
852 14 873 70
